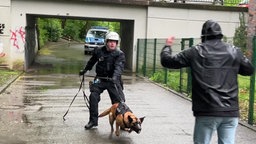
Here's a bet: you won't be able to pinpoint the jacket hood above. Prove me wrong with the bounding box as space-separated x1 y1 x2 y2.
201 20 223 37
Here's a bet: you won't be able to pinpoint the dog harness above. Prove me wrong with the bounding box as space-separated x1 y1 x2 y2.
116 102 132 128
116 102 132 115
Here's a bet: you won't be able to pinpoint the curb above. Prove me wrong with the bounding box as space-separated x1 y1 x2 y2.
0 71 24 94
137 75 256 132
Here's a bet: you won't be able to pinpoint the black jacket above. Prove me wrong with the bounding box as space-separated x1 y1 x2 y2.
161 39 254 117
85 46 125 78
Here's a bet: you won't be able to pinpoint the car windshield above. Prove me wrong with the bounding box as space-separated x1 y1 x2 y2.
88 30 107 39
240 0 248 4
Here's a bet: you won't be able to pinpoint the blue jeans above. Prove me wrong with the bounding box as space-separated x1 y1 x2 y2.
194 116 238 144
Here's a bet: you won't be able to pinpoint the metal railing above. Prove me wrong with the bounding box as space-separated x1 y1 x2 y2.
136 37 255 125
153 0 245 6
82 0 246 6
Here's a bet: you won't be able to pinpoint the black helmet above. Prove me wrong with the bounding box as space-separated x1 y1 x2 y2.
201 20 223 37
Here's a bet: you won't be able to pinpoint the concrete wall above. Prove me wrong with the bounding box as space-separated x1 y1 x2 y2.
0 0 11 66
147 6 243 39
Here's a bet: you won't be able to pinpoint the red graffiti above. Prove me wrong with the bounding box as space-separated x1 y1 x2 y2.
0 53 5 57
10 27 25 49
10 30 19 49
18 27 25 43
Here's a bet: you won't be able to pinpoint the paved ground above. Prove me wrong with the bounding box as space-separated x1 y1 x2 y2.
0 41 255 144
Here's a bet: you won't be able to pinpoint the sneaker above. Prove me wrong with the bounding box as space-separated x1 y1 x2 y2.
84 121 98 130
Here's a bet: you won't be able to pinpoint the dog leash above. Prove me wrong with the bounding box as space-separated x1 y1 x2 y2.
63 74 90 121
113 80 125 103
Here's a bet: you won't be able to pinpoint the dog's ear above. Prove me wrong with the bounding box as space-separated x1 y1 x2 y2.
128 115 133 123
140 117 145 123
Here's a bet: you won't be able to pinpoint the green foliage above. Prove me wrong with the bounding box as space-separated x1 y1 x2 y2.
62 19 85 41
238 76 250 101
37 18 121 46
224 0 241 6
37 18 63 47
150 70 181 92
150 70 165 82
233 13 247 53
46 19 63 42
37 18 49 47
62 20 120 42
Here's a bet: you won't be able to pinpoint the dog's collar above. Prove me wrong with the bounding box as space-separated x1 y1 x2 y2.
123 116 130 128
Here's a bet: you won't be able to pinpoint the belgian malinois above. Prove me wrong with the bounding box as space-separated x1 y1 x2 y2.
98 103 145 136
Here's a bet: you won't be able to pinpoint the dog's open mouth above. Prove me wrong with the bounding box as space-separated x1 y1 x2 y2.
137 130 141 134
132 128 141 134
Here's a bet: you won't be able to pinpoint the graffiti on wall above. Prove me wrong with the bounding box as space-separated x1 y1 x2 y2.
0 23 6 57
10 26 25 52
0 23 5 34
0 40 5 57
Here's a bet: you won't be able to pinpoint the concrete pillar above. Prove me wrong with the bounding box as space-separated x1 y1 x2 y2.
248 0 256 55
24 15 38 71
120 20 134 71
248 0 256 37
0 0 11 68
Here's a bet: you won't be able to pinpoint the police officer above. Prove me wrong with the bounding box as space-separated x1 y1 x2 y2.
161 20 254 144
79 32 126 129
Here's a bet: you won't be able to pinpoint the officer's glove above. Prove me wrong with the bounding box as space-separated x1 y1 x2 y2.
112 76 119 84
79 69 87 76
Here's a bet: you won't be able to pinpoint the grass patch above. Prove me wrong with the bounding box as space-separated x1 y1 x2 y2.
0 70 20 87
150 69 188 93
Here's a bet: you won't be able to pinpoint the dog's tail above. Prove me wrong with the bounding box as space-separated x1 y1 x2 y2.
98 108 111 117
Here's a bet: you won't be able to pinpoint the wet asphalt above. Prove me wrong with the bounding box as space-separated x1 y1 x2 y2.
0 42 256 144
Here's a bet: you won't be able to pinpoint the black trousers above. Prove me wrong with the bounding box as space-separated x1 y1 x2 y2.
89 80 125 123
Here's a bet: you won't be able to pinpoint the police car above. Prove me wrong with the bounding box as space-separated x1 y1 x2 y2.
84 26 109 54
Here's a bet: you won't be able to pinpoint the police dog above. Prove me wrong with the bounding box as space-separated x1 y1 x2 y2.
98 102 145 136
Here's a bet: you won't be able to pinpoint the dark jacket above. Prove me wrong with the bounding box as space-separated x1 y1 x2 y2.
85 46 125 78
161 39 254 117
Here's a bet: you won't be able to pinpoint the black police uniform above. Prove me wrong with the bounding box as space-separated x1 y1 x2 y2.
83 46 126 126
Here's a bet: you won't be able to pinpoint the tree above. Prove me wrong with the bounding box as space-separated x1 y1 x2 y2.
37 18 49 47
233 13 247 53
37 18 62 47
62 19 85 41
37 18 121 46
45 19 63 42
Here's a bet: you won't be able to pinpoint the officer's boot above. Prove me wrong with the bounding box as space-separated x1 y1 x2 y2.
85 92 99 129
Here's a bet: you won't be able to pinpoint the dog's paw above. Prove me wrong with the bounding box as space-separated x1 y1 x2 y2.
115 131 120 136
